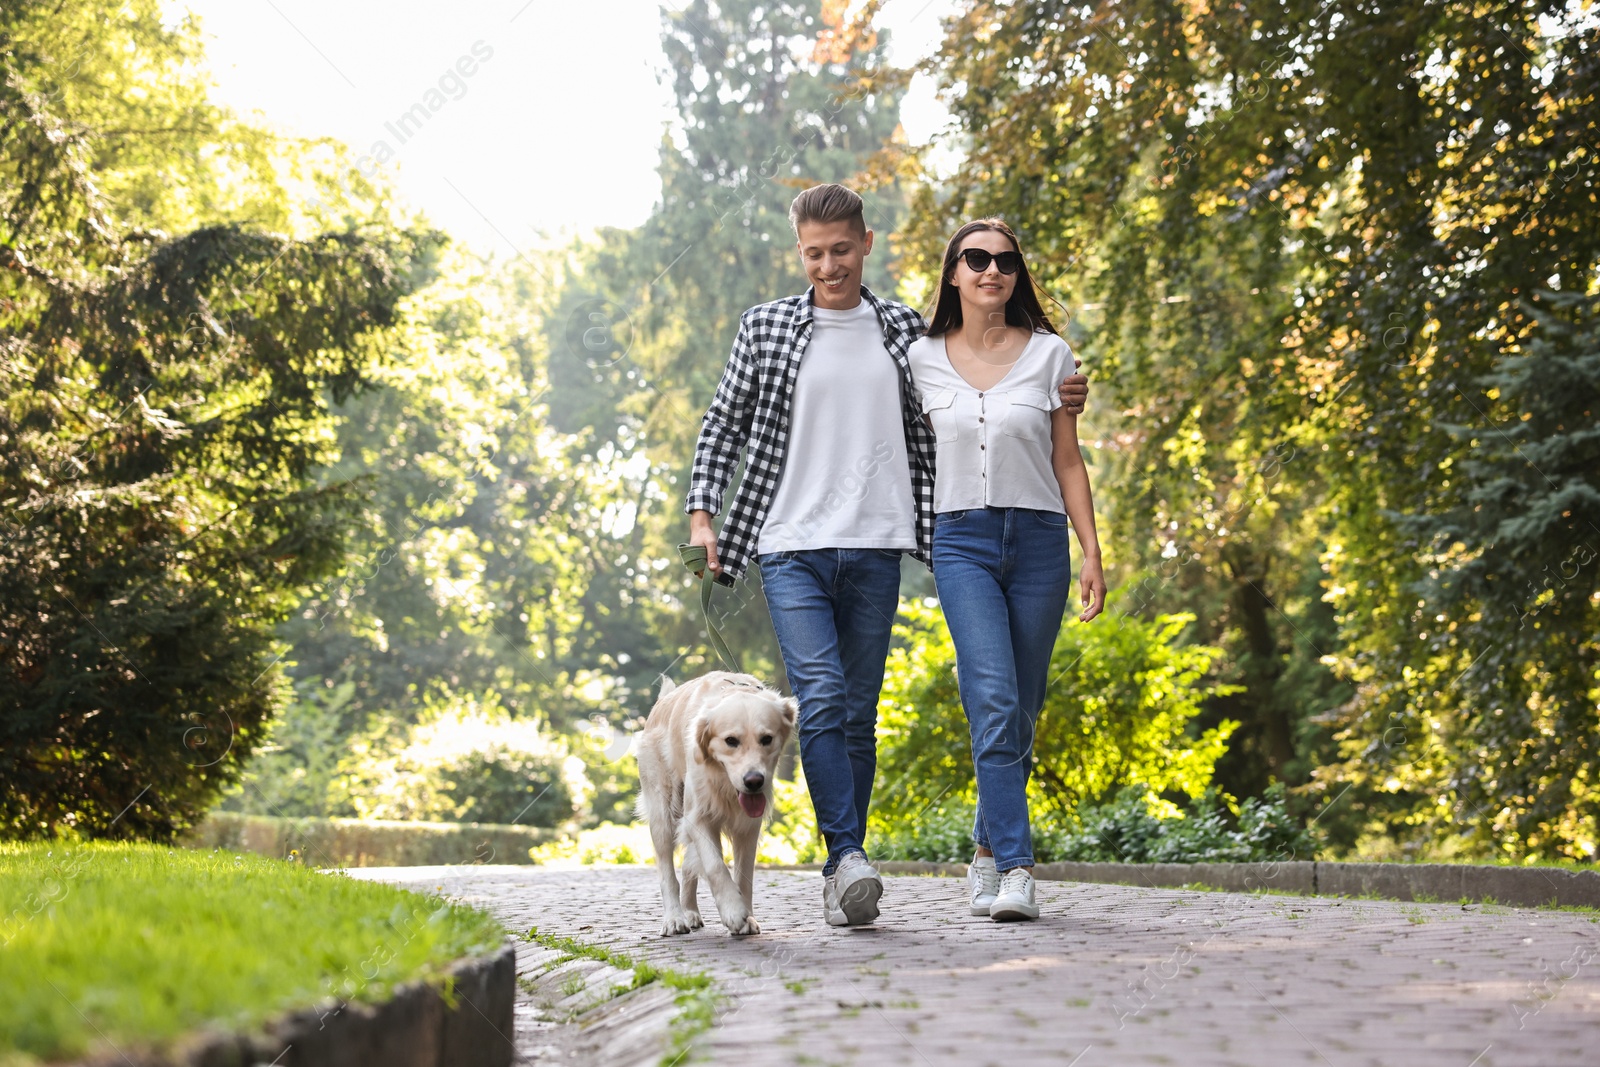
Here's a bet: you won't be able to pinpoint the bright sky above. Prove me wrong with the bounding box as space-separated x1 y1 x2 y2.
174 0 957 255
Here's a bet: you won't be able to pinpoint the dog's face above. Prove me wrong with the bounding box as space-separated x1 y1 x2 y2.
695 688 797 819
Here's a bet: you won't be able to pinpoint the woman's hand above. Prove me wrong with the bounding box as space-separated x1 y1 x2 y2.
1078 556 1106 622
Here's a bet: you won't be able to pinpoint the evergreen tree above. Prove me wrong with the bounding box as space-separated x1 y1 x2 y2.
1360 291 1600 855
0 0 430 839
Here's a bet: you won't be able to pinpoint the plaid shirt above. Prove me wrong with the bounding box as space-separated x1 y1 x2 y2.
686 286 935 585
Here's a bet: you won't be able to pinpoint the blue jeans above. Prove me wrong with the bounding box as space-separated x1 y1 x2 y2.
933 507 1071 872
758 549 903 875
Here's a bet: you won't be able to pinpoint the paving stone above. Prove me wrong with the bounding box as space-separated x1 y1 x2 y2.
352 866 1600 1066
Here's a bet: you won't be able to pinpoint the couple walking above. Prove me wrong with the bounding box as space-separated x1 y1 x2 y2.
686 184 1106 924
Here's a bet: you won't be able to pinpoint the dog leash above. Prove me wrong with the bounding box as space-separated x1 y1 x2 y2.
677 543 743 673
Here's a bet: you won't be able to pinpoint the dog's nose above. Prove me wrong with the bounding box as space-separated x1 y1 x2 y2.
743 771 765 792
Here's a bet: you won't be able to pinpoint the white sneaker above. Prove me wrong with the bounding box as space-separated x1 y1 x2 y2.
967 854 999 916
989 867 1040 921
824 851 882 926
823 871 844 925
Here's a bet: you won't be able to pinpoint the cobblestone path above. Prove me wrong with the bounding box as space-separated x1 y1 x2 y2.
353 865 1600 1066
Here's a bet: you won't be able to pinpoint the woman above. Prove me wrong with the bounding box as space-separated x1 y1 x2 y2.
908 218 1107 921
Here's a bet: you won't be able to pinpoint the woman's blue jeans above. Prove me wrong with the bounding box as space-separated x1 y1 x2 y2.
758 549 903 875
933 507 1071 872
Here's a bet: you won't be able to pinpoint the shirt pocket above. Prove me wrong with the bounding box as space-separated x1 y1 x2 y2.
921 389 960 443
1001 388 1053 441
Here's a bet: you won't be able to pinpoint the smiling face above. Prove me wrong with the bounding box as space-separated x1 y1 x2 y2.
796 218 874 311
695 690 797 819
949 228 1018 316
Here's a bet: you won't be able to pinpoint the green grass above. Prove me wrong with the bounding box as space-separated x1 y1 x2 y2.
0 842 504 1064
522 927 718 1066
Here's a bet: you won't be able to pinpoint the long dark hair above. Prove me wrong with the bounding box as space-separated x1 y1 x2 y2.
924 218 1059 337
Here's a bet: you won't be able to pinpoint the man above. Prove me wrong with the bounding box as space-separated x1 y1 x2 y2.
686 184 1088 926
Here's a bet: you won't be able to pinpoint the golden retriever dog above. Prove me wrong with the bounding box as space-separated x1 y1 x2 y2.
635 671 796 936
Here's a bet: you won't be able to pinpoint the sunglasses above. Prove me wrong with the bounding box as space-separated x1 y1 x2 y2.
956 248 1023 275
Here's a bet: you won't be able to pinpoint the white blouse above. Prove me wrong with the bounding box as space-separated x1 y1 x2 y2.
906 331 1076 515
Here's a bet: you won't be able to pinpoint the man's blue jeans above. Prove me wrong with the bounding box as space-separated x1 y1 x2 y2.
932 507 1071 872
758 549 902 875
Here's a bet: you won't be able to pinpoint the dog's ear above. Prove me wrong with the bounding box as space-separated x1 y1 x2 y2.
781 696 798 731
694 715 715 763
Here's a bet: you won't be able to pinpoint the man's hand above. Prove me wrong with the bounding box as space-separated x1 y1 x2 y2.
688 510 721 576
1058 357 1088 416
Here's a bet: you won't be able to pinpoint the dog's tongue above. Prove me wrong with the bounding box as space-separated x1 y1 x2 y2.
738 791 767 819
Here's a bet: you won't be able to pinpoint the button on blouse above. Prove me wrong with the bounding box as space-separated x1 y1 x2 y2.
907 332 1076 515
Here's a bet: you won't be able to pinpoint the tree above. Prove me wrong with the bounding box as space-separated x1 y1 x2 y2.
223 0 926 818
902 0 1349 806
540 0 920 692
1333 290 1600 857
267 252 683 738
0 0 431 839
912 0 1600 858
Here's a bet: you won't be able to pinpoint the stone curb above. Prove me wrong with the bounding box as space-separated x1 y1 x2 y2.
1314 862 1600 909
761 860 1600 908
1032 860 1319 896
75 944 516 1067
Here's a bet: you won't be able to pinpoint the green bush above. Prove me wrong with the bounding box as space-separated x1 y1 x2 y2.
433 747 573 826
227 683 580 827
873 601 1240 843
184 811 560 867
221 677 357 819
276 690 583 828
871 802 980 864
1047 784 1318 864
568 722 642 827
873 785 1317 865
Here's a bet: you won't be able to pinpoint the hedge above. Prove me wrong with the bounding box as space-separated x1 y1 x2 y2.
183 812 562 867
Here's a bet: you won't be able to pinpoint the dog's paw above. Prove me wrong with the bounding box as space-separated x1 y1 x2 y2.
683 909 704 930
719 907 759 936
661 914 697 936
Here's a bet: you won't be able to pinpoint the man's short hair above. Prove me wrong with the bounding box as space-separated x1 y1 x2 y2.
789 183 867 236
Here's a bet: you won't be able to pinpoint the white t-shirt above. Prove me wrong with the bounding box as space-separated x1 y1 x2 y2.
906 331 1076 514
757 302 918 554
